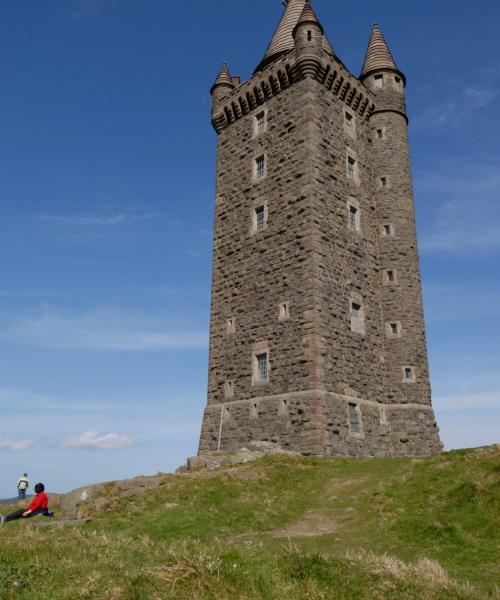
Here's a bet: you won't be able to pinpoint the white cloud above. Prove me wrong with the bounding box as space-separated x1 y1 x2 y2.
0 434 38 452
0 308 208 351
38 213 158 227
434 391 500 412
417 163 500 252
61 431 136 451
414 85 498 127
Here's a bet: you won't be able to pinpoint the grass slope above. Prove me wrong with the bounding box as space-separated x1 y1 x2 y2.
0 445 498 599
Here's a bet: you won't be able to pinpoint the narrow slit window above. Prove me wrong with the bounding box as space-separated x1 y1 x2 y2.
351 302 364 334
382 224 392 236
390 323 399 336
279 399 288 415
250 403 258 418
256 353 269 383
347 156 356 180
376 128 384 140
224 381 234 399
226 318 236 335
386 270 395 283
380 176 388 188
255 111 266 135
279 302 290 321
255 155 265 179
307 30 312 41
348 403 360 433
345 112 354 134
255 205 266 232
349 205 360 231
380 406 388 425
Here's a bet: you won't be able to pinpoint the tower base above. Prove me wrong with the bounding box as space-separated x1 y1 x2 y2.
198 390 443 458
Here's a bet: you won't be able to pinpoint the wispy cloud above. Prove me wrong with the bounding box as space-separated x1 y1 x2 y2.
0 434 38 452
414 84 498 127
435 391 500 412
69 0 111 21
0 309 208 351
60 431 136 451
424 283 500 323
38 213 157 227
417 162 500 252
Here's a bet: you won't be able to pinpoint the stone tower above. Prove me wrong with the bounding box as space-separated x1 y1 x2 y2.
198 0 442 457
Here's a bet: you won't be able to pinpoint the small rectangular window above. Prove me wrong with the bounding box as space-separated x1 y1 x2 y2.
255 206 266 231
347 156 358 182
382 224 392 236
380 406 388 425
344 111 355 136
380 176 388 188
255 353 269 383
387 270 395 283
351 302 365 334
279 302 290 321
374 74 384 89
394 76 402 91
376 128 384 140
226 318 236 335
404 367 415 383
224 381 234 399
391 323 399 335
279 399 288 415
348 204 360 232
255 155 265 179
254 111 266 136
348 403 360 433
250 402 258 418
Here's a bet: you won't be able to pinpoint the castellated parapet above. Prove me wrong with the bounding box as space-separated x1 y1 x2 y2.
198 1 442 458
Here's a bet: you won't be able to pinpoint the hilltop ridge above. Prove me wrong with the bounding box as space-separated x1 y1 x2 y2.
0 445 498 599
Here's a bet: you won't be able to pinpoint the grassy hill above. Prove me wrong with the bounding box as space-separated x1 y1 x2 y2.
0 445 498 599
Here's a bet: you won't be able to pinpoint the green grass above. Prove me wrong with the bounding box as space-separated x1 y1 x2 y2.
0 445 498 599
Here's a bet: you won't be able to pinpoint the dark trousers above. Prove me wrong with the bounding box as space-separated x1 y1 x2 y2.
4 508 30 522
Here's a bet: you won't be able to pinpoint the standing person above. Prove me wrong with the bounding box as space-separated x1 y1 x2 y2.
17 473 29 499
0 483 51 523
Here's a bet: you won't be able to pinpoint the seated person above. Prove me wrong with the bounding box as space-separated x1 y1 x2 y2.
0 482 52 523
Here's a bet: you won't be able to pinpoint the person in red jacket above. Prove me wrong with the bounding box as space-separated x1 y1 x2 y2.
0 482 51 523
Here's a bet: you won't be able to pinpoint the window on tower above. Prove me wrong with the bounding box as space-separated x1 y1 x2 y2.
380 176 388 188
348 403 361 433
255 353 269 383
376 128 385 140
255 155 266 179
374 74 384 89
382 224 393 237
403 367 416 383
344 111 356 137
254 205 266 232
278 302 290 321
254 111 267 136
350 301 365 335
346 155 359 183
348 201 361 233
394 76 403 91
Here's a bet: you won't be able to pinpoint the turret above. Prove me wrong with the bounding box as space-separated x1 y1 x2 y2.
254 0 334 74
360 24 407 120
211 62 240 132
292 1 324 77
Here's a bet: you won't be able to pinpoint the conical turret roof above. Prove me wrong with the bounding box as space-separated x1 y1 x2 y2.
255 0 334 73
361 24 399 78
212 61 233 89
295 1 322 31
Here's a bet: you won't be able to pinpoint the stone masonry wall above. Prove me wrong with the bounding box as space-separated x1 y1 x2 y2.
199 47 442 457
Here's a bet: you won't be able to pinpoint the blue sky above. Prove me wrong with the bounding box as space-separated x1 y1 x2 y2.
0 0 498 498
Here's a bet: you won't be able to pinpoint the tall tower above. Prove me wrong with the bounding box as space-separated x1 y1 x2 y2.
198 0 442 457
